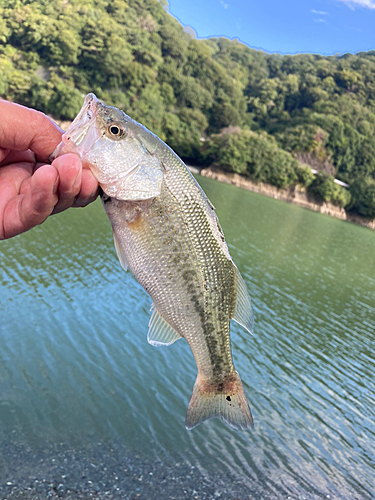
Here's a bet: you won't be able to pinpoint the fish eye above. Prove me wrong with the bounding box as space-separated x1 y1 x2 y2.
110 125 120 135
106 122 125 139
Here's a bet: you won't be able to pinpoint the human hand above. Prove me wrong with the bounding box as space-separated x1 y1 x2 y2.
0 100 99 240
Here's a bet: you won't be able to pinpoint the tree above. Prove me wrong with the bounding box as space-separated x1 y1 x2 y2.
349 178 375 217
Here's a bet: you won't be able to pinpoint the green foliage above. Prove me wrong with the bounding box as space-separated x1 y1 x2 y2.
276 124 329 157
0 0 373 217
349 177 375 217
296 164 315 187
204 128 300 188
309 172 351 207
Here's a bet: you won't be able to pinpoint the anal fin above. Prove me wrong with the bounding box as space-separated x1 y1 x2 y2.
232 265 254 334
148 305 182 347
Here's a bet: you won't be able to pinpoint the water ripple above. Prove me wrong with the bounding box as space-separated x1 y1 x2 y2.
0 183 374 498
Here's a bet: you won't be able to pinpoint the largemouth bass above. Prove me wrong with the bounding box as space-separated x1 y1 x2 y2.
53 94 254 431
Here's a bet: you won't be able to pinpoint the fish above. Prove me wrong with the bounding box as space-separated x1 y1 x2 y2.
52 93 254 431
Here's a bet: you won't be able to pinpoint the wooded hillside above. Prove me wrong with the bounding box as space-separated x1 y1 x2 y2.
1 0 375 217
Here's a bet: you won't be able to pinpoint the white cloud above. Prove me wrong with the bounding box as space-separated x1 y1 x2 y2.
220 0 228 8
314 18 328 22
311 9 328 14
336 0 375 9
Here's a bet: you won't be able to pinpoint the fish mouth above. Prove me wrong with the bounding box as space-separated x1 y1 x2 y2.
50 93 101 162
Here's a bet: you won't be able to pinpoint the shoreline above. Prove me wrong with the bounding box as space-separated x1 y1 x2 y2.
52 118 375 231
0 439 296 500
197 166 375 230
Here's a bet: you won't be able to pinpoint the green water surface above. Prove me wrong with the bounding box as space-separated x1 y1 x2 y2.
0 176 374 498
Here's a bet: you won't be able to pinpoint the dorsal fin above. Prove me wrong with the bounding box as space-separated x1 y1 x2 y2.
148 305 182 347
232 265 254 334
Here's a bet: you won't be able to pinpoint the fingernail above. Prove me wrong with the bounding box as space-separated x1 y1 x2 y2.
53 177 59 194
73 169 82 191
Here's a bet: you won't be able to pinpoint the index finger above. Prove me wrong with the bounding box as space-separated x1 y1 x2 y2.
0 100 63 161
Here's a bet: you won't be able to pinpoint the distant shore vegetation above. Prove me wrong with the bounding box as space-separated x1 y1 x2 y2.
1 0 375 218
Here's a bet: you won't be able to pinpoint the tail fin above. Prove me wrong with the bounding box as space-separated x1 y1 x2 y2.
185 371 254 431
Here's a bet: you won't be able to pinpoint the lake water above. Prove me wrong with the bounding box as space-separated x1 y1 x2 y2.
0 176 374 499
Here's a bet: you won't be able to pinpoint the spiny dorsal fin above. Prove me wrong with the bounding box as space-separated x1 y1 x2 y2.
148 305 182 347
113 230 128 272
232 265 254 334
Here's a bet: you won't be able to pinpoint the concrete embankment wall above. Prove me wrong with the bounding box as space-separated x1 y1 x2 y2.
200 166 375 230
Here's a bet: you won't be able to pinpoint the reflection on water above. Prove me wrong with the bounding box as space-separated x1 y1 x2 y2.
0 176 374 498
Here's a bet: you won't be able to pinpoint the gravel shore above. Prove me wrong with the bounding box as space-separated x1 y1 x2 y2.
0 441 273 500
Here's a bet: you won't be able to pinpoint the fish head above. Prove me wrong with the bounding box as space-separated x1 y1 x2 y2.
52 93 164 201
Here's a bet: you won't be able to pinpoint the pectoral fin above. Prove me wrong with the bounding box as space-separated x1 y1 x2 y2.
147 305 182 347
232 265 254 334
113 230 128 272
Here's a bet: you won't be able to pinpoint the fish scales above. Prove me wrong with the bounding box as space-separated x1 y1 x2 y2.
52 93 254 431
157 152 235 378
106 182 234 381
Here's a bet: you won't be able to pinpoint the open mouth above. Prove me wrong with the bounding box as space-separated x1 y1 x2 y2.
50 93 100 162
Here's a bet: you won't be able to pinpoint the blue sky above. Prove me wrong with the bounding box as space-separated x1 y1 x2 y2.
168 0 375 55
